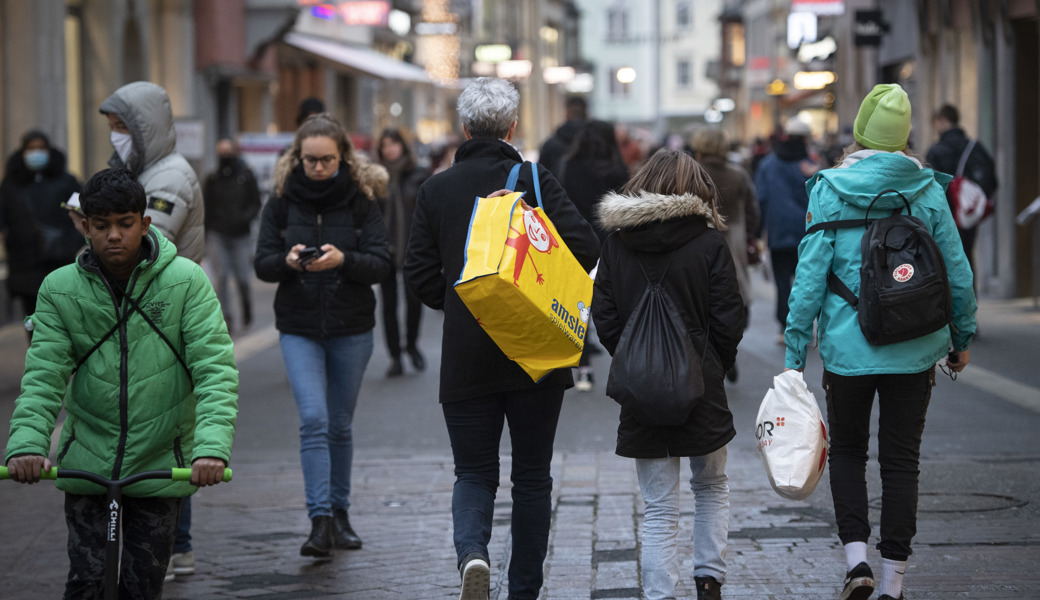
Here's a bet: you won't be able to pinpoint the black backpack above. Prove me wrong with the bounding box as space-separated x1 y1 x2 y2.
605 256 707 427
806 189 952 345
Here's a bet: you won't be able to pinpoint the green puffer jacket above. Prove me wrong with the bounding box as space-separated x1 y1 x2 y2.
5 229 238 496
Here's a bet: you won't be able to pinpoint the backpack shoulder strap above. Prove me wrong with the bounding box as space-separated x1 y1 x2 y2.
956 139 977 177
806 219 867 235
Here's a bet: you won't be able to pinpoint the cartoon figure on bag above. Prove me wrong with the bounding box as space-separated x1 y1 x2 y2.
505 208 559 286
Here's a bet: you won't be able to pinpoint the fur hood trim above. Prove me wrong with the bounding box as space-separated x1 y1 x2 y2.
597 191 716 231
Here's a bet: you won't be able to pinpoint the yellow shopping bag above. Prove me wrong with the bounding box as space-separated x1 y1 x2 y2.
454 165 593 382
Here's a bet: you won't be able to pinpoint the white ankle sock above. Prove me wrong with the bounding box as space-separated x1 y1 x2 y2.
880 558 907 598
844 541 868 572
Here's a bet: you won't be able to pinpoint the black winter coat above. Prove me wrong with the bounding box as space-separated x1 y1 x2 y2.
559 156 628 242
0 148 82 297
255 164 391 338
538 119 585 179
404 137 600 402
203 158 261 237
925 127 998 198
593 191 744 458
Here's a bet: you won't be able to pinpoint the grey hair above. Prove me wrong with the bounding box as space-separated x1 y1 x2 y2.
457 77 520 139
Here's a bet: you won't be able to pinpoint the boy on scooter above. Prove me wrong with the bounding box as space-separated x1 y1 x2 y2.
4 167 238 598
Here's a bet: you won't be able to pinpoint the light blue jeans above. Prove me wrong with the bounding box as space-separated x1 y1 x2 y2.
208 232 253 317
279 331 373 519
636 446 730 600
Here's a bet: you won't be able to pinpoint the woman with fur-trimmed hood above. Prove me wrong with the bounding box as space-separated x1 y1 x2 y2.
254 113 390 558
592 150 744 600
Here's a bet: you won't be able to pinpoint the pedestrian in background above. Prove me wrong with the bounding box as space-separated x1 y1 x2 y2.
538 95 588 178
592 150 744 600
784 84 977 600
558 119 629 391
689 128 759 382
0 129 82 329
203 138 262 333
5 167 237 599
754 118 819 342
926 103 998 282
376 127 430 377
254 113 390 558
100 81 205 263
404 77 600 600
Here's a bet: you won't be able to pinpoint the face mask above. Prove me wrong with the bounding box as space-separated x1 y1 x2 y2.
24 149 50 171
219 156 236 169
110 131 134 165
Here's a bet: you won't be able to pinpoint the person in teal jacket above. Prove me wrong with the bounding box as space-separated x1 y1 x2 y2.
4 168 238 599
783 85 977 600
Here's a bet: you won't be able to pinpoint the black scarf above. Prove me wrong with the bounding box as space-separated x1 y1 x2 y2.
285 161 355 207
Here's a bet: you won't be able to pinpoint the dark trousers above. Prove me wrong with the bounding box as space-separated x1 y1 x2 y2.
822 368 934 561
64 493 181 600
380 264 423 358
442 386 565 600
174 496 192 553
959 225 978 290
770 248 799 331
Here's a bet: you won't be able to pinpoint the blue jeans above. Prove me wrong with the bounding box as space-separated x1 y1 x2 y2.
279 331 373 519
442 386 564 600
636 446 730 600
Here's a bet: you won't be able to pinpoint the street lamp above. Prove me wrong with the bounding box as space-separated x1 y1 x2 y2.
616 67 637 84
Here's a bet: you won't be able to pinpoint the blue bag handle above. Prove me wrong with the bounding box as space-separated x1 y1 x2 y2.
504 162 543 209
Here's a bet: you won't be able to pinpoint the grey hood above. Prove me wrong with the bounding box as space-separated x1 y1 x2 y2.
597 191 717 231
100 81 177 174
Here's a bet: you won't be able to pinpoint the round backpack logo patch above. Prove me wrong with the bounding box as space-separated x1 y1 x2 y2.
893 264 914 283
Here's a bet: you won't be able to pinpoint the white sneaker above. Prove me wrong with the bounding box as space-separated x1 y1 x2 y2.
459 555 490 600
164 559 175 583
171 551 195 575
575 369 594 392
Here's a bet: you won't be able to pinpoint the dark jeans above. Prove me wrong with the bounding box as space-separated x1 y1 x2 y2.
380 264 423 358
822 368 934 561
959 225 978 290
174 496 191 553
442 386 565 600
64 493 181 600
770 248 799 331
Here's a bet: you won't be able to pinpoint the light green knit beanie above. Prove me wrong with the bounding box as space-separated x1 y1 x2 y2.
853 83 911 152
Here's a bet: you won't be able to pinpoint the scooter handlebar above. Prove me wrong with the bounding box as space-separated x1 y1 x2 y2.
0 466 232 483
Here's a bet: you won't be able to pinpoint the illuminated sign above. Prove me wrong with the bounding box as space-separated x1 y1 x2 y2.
543 66 575 85
793 71 836 89
302 1 390 26
475 44 512 63
766 79 788 95
496 60 533 81
797 36 837 62
791 0 844 16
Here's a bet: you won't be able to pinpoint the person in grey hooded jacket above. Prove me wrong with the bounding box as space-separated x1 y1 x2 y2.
100 81 205 264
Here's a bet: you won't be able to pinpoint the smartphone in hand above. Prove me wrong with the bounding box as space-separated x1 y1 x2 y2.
298 246 320 267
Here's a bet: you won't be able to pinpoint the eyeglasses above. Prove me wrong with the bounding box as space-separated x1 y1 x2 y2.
301 154 339 168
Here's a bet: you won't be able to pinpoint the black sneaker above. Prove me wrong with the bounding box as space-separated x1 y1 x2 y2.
694 576 722 600
839 562 875 600
458 553 490 600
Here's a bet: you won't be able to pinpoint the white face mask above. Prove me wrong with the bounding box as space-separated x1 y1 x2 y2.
110 131 134 165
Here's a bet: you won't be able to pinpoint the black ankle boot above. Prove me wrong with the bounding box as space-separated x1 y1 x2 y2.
332 508 362 549
300 515 333 557
242 298 252 328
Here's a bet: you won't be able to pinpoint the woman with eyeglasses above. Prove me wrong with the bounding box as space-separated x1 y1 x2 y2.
254 113 391 558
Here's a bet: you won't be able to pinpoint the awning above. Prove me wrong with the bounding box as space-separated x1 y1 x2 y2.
284 32 431 84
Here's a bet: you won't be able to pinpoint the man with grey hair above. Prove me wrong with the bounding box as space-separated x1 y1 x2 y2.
405 77 599 600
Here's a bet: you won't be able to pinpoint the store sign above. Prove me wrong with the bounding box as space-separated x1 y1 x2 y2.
303 1 390 27
787 12 817 49
790 0 844 15
496 60 533 81
475 44 512 63
797 36 837 63
854 10 886 46
543 66 575 85
793 71 836 89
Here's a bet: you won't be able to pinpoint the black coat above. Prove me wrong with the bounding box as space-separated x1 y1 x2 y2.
0 148 82 297
593 191 744 458
559 156 628 242
404 137 600 402
203 158 261 237
926 127 998 197
255 164 391 338
538 119 585 179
